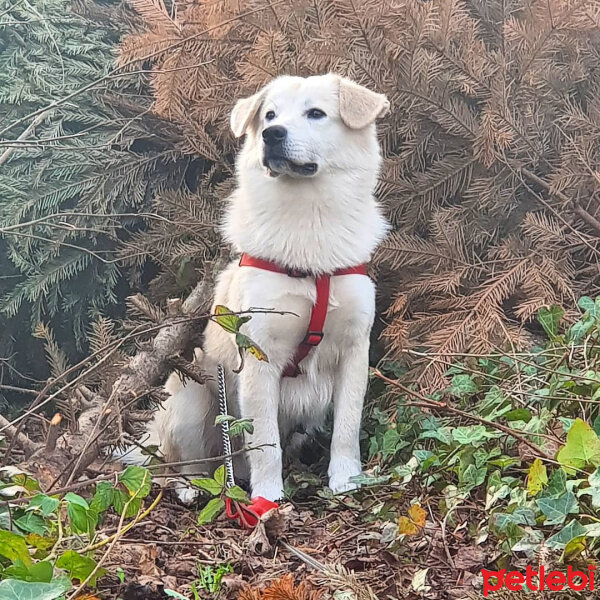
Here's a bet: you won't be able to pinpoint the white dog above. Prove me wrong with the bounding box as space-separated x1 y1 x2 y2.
133 73 390 503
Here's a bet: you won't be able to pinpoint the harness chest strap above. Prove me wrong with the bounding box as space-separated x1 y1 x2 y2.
238 253 368 377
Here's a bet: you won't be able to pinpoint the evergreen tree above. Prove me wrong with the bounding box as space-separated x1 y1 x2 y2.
0 0 188 402
117 0 600 387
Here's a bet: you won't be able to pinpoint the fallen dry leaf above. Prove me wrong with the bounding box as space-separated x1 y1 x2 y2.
397 503 426 536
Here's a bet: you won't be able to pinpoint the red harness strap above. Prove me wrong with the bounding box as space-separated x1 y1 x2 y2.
238 253 367 377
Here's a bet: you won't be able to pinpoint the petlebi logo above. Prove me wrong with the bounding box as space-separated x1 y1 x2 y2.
482 565 595 596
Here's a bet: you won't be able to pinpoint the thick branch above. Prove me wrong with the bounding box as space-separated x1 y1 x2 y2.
0 415 42 457
113 249 231 400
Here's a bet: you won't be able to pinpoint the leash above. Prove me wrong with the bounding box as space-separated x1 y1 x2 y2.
217 364 278 529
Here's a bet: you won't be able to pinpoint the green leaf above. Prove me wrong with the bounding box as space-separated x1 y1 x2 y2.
537 305 564 338
65 494 95 536
90 481 114 513
190 478 222 496
461 464 487 490
536 492 578 526
214 415 235 426
577 468 600 509
577 296 596 315
556 419 600 471
118 466 151 499
213 465 226 487
0 577 70 600
164 590 189 600
27 495 59 517
449 374 478 398
234 333 268 362
4 560 53 583
213 305 246 334
452 425 488 446
56 550 106 586
197 497 225 526
546 468 567 496
545 519 588 550
228 419 254 437
111 489 141 519
0 529 32 566
526 458 547 497
63 492 88 509
224 486 249 503
504 408 532 423
14 512 47 536
381 428 402 458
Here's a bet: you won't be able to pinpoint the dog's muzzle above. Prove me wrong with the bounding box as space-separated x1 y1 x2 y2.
261 126 318 178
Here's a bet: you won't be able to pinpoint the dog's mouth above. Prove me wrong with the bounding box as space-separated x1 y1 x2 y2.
262 155 318 178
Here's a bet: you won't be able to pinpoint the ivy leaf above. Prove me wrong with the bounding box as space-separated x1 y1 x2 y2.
461 465 487 490
545 519 588 550
452 425 488 446
546 468 567 497
536 492 578 526
0 577 70 600
397 504 426 536
526 458 548 497
577 468 600 509
577 296 596 315
449 374 478 398
0 530 32 566
197 497 225 526
537 305 563 339
57 550 106 586
556 419 600 471
381 428 403 458
190 478 222 496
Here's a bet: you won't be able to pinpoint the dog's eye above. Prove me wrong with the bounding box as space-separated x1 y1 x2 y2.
265 110 276 121
307 108 326 120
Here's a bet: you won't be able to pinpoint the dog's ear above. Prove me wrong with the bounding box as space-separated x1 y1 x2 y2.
230 88 266 138
338 77 390 130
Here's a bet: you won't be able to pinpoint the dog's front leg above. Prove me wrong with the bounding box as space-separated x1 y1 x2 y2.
238 361 284 502
328 340 369 494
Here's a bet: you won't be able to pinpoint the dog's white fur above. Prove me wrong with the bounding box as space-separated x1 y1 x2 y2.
127 73 390 503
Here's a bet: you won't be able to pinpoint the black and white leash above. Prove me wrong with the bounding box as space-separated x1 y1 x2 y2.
217 364 235 489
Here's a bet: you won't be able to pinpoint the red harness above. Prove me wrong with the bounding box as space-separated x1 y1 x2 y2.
238 253 368 377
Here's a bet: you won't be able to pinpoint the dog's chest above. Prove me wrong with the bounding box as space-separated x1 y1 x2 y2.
238 269 376 351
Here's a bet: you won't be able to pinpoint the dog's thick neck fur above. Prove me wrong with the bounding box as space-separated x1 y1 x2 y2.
223 158 389 274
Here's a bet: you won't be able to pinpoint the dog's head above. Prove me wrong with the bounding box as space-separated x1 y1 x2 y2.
230 73 389 179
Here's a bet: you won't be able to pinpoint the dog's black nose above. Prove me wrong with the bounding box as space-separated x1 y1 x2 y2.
262 125 287 145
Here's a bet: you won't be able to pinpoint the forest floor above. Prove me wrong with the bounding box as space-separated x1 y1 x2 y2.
94 478 481 600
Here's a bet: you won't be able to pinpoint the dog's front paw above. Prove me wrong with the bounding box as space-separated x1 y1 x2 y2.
251 480 285 503
328 458 362 495
172 481 199 506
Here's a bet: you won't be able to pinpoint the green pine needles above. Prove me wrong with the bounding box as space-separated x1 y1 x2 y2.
0 0 187 395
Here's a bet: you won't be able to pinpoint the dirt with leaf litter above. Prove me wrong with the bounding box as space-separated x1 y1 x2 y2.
92 481 495 600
